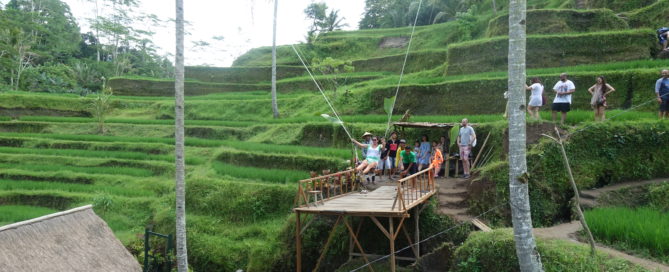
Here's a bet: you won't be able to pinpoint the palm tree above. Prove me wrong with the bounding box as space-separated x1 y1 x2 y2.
507 0 544 271
174 0 188 271
322 10 348 32
271 0 279 118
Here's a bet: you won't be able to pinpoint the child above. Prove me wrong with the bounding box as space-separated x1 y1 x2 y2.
431 141 444 178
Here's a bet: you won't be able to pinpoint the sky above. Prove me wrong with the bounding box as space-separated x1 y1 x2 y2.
60 0 365 67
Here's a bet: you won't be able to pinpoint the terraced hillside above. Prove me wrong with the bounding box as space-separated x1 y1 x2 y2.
3 0 669 271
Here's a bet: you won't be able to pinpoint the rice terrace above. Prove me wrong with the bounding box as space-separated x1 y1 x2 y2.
1 0 669 271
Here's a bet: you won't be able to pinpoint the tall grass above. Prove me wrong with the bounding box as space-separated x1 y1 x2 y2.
212 161 308 184
0 205 57 226
585 207 669 257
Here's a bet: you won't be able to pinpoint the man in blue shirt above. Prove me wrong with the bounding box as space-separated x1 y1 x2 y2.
655 69 669 119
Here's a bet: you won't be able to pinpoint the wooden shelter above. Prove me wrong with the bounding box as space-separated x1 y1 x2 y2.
293 167 437 272
0 205 142 272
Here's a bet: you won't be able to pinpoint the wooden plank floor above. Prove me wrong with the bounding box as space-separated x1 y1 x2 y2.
295 186 436 217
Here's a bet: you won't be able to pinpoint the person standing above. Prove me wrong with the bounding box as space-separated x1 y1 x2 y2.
431 141 444 178
386 131 400 179
418 135 431 171
525 77 544 120
551 73 576 125
656 69 669 119
588 76 615 121
457 118 476 179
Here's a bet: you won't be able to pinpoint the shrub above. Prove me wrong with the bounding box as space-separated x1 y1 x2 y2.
20 64 79 93
649 182 669 211
470 121 669 226
446 29 655 75
486 9 628 37
452 229 647 272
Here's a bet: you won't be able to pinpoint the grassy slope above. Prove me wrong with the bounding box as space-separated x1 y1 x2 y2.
2 1 669 271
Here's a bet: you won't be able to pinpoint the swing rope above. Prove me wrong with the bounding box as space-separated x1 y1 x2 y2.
384 0 423 138
291 45 360 161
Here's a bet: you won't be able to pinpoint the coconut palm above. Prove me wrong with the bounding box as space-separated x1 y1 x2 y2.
174 0 188 271
507 0 544 271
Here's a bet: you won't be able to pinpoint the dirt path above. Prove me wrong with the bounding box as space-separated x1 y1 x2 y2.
534 221 669 272
579 178 668 208
436 178 471 221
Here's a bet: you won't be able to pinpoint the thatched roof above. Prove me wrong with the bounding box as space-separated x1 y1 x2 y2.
0 205 141 272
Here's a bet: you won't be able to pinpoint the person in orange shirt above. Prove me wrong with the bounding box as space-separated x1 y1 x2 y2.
430 140 444 178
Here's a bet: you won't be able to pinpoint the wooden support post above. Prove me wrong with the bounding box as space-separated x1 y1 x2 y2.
445 154 450 178
313 216 342 272
414 206 420 258
389 217 396 272
344 217 375 272
295 211 302 272
402 225 418 258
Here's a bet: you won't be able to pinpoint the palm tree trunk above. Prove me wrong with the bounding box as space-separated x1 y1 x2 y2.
174 0 188 271
507 0 544 271
271 0 280 118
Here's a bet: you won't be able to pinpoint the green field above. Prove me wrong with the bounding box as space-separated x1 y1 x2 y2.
1 0 668 271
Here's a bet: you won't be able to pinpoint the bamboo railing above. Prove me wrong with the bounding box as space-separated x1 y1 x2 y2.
295 169 357 207
393 166 436 212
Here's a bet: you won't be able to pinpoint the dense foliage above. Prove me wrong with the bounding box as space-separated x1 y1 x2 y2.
0 0 172 94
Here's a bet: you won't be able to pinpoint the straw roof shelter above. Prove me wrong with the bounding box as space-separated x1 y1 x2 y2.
0 205 141 272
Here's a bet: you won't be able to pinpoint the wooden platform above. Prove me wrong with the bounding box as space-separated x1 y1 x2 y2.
294 186 436 217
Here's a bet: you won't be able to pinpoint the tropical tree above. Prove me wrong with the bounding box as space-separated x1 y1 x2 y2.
271 0 279 118
174 0 188 271
321 9 348 32
507 0 544 271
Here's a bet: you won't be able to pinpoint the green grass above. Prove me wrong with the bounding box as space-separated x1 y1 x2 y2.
212 161 309 184
0 146 184 163
0 163 155 177
0 205 58 226
585 206 669 259
0 179 154 198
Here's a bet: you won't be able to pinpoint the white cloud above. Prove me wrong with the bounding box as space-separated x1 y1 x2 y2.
63 0 364 67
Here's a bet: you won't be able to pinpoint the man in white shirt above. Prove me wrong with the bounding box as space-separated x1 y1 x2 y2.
456 118 476 179
551 73 576 125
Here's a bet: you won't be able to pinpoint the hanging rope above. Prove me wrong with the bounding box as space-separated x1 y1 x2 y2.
291 45 360 161
384 0 424 138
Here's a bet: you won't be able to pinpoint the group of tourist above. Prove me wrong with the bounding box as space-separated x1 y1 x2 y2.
351 119 477 184
524 73 616 124
524 69 669 123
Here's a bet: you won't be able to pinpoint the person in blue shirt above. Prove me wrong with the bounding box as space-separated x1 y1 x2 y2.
655 69 669 119
658 28 669 51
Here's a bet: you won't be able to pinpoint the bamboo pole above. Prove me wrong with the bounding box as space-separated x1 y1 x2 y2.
472 131 491 169
389 217 396 272
344 217 375 272
313 216 342 272
295 211 302 272
543 128 596 257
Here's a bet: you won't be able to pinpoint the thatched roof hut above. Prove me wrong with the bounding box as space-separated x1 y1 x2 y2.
0 205 141 272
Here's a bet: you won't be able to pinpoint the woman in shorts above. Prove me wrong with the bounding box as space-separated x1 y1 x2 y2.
526 77 544 119
588 76 615 121
352 136 383 183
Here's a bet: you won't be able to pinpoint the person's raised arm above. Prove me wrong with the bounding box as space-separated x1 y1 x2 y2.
351 138 368 148
588 84 595 95
525 84 532 91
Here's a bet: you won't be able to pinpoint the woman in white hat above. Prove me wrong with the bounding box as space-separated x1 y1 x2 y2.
351 135 382 184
